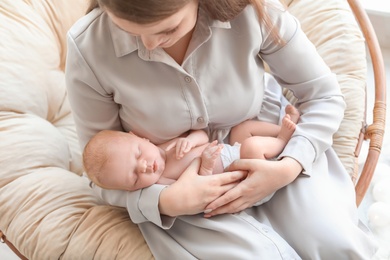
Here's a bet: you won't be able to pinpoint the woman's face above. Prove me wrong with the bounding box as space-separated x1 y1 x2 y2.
106 0 199 50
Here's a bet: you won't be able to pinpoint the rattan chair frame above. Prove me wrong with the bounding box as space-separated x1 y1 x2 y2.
348 0 387 206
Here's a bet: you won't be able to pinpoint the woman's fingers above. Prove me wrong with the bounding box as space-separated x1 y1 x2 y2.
203 181 244 215
217 170 246 185
162 160 244 216
204 198 248 217
203 158 303 218
204 159 267 217
225 159 253 172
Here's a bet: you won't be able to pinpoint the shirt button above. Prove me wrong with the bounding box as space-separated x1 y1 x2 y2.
197 117 204 123
185 76 192 83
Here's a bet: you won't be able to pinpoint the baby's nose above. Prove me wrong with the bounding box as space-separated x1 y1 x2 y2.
137 160 147 173
138 160 153 174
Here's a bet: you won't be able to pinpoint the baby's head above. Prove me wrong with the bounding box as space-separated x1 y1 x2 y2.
83 130 166 191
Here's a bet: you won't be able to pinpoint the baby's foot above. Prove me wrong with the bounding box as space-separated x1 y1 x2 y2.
278 114 297 142
282 114 296 131
285 104 300 124
200 141 223 175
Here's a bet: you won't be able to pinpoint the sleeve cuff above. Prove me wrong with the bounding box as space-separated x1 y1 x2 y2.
90 176 176 229
129 184 176 229
278 135 315 176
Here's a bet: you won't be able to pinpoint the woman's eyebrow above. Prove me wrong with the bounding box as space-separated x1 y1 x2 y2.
125 26 177 36
155 26 179 35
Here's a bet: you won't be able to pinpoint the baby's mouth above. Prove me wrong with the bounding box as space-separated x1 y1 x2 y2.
153 161 158 173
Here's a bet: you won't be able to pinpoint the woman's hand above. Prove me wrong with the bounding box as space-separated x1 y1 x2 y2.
159 158 246 217
203 157 302 217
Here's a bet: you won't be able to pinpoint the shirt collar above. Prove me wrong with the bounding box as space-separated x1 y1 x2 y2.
107 15 138 57
107 9 231 58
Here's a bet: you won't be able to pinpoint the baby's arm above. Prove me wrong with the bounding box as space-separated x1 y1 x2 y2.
185 129 209 146
164 130 209 159
199 141 224 175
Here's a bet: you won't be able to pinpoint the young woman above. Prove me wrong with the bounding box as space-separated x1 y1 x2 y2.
65 0 377 258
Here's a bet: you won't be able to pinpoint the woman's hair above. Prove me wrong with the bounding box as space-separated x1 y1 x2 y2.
87 0 283 43
87 0 192 24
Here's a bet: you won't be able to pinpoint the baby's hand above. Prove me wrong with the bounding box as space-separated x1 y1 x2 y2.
166 138 194 160
202 141 223 162
174 138 194 159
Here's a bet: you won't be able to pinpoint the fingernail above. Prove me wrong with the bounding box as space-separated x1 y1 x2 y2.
204 209 212 214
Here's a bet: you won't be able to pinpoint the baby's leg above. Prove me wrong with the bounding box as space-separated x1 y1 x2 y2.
230 105 299 145
240 105 299 160
240 136 287 160
230 120 280 145
199 141 223 175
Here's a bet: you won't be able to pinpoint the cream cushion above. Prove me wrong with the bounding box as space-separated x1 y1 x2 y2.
0 0 152 258
0 0 365 258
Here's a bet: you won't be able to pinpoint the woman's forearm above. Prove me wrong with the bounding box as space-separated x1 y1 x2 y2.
158 158 203 217
159 186 179 217
277 157 303 184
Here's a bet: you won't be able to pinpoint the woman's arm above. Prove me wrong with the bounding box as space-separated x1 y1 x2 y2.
204 5 345 216
260 9 345 175
65 34 123 149
65 31 171 227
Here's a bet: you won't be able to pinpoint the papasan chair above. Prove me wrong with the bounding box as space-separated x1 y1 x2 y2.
0 0 386 258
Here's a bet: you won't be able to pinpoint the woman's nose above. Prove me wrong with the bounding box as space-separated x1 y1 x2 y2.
141 35 163 50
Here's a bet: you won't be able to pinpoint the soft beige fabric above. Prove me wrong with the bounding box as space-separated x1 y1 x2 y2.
0 0 365 258
0 0 152 259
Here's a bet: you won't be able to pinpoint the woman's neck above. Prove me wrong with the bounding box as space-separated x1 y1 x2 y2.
163 27 195 65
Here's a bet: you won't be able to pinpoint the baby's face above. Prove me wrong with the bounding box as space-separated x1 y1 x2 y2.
102 133 166 191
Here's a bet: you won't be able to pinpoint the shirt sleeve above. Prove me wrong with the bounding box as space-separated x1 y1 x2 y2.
65 32 175 228
90 179 176 228
259 7 346 175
